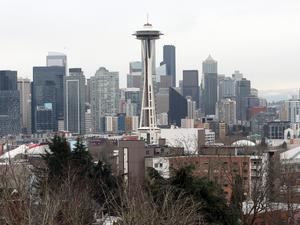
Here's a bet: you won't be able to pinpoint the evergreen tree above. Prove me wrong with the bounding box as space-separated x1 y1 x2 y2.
33 135 121 215
70 137 93 178
45 135 72 181
146 166 239 225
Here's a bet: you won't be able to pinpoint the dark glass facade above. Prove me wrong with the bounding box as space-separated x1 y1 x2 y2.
202 73 218 115
64 69 86 135
0 70 20 136
168 87 187 126
236 78 251 122
32 66 65 133
182 70 199 108
162 45 176 87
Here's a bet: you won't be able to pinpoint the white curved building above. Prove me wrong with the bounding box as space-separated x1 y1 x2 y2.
0 144 49 162
231 140 256 147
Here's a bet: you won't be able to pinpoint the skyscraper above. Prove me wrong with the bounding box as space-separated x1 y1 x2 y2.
202 55 218 116
134 22 162 144
281 99 300 123
90 67 119 133
216 98 237 125
0 70 21 136
47 51 67 69
64 68 86 135
32 66 65 133
168 87 187 126
127 61 142 88
218 76 236 100
182 70 199 108
17 78 32 134
162 45 176 87
187 96 197 119
236 78 251 122
124 88 141 116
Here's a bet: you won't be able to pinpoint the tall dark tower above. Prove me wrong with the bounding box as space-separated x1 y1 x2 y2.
133 22 163 144
202 55 218 115
162 45 176 87
0 70 20 136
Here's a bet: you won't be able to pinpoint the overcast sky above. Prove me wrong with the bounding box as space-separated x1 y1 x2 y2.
0 0 300 90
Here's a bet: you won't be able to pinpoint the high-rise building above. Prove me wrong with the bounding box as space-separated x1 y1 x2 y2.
90 67 119 133
17 78 32 134
46 52 67 73
251 88 258 97
129 61 143 74
32 66 65 133
187 96 196 119
281 100 300 123
168 87 187 126
156 64 170 89
202 55 218 116
216 98 237 126
0 70 21 136
182 70 199 108
156 88 169 114
125 88 140 116
85 109 93 134
236 78 251 122
134 22 162 144
127 61 142 88
161 45 176 87
86 78 91 104
218 76 235 100
64 68 86 135
232 70 243 81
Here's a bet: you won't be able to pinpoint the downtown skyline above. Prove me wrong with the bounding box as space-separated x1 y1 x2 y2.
0 0 300 90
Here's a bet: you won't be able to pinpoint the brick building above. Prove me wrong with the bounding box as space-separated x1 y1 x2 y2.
146 154 251 201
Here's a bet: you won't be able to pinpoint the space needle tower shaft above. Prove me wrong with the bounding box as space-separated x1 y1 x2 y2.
133 22 163 144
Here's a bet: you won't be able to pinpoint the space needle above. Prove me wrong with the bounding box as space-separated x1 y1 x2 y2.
133 21 163 144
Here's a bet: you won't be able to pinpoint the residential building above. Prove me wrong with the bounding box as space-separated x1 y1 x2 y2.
90 67 119 133
216 98 237 125
146 154 251 201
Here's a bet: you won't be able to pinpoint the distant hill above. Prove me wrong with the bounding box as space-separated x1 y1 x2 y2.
259 88 300 102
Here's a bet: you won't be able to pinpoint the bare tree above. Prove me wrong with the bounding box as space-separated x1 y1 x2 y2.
115 188 206 225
